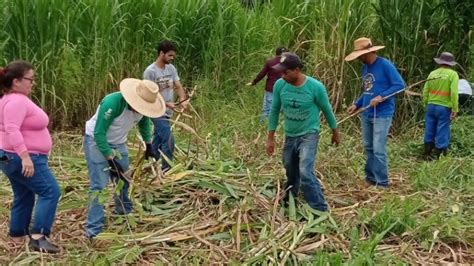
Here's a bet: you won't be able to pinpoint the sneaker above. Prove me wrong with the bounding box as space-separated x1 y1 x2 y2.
29 236 60 254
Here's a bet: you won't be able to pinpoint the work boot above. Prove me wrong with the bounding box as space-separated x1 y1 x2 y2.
432 148 444 160
281 193 290 207
29 236 60 254
423 142 435 161
442 148 448 156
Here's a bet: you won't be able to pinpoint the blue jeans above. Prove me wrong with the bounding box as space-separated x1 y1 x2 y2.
261 91 273 121
424 104 451 149
282 133 327 211
0 150 61 237
361 115 392 187
83 135 132 237
152 117 175 170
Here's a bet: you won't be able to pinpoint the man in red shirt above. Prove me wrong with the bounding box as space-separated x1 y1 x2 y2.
248 46 288 121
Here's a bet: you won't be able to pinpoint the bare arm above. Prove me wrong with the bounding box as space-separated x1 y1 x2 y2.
266 131 276 156
174 80 187 101
174 80 189 109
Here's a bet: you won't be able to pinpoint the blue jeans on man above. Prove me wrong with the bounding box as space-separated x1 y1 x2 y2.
282 133 328 211
0 150 61 237
261 91 273 121
424 104 451 150
84 135 132 238
152 117 175 171
361 115 392 187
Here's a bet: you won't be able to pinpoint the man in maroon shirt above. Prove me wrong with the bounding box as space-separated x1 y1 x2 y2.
247 46 288 121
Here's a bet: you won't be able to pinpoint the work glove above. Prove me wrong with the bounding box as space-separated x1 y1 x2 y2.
108 158 124 183
144 143 156 160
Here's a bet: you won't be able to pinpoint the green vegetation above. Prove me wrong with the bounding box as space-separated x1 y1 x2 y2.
0 0 472 128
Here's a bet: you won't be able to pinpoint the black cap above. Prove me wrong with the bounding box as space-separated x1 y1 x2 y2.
272 52 303 72
276 46 288 55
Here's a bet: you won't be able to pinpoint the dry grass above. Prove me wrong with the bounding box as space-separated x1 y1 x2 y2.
0 117 472 264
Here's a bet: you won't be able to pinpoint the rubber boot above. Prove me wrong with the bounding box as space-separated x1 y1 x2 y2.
423 142 435 161
432 148 443 160
441 148 448 156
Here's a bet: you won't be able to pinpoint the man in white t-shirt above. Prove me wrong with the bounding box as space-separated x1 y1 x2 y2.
458 78 472 107
144 40 189 171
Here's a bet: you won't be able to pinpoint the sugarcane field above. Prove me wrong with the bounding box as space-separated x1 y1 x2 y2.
0 0 473 264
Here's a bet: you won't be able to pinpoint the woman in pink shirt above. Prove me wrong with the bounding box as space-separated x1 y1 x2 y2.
0 60 60 253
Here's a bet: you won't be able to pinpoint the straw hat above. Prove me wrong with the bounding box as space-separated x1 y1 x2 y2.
345 37 385 61
120 78 165 118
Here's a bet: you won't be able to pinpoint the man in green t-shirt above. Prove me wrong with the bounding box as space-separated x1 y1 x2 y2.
422 52 459 160
266 53 340 212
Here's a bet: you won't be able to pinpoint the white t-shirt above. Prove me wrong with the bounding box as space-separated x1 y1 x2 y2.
458 79 472 95
85 107 143 145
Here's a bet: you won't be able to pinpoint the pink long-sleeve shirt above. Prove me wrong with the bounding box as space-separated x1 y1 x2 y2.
0 93 52 155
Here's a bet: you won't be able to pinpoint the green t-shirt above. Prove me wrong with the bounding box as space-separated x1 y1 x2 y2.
423 67 459 112
268 76 337 136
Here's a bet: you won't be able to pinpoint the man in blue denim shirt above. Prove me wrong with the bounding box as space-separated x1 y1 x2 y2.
346 37 405 188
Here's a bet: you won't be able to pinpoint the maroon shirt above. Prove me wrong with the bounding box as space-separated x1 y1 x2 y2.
252 56 282 92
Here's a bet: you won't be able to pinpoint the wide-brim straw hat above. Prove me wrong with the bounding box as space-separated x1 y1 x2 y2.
434 52 457 66
120 78 166 118
345 37 385 61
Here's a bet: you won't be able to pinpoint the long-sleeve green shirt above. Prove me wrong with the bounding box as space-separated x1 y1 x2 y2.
85 92 152 158
423 67 459 112
268 76 337 136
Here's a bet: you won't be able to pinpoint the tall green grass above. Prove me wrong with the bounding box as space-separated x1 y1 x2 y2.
0 0 470 128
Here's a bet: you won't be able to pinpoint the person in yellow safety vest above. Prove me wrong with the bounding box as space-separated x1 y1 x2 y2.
422 52 459 160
